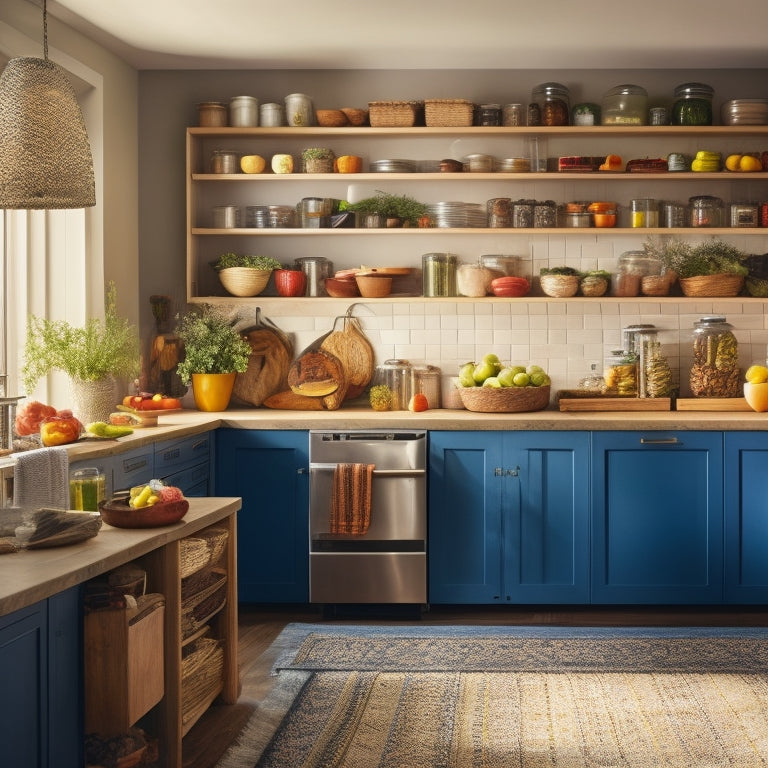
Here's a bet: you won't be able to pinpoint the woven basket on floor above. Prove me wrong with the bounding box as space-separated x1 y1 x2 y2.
181 636 224 725
679 273 744 297
368 100 423 127
424 99 474 127
218 267 271 297
540 274 580 298
459 384 551 413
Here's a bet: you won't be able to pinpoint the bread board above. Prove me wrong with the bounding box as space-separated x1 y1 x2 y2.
559 397 672 412
675 397 752 411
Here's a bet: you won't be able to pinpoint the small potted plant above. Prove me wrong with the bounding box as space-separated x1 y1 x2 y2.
346 190 429 228
22 282 140 424
175 307 251 411
212 252 282 297
301 147 335 173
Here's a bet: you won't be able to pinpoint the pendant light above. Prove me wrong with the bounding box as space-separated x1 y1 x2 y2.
0 0 95 209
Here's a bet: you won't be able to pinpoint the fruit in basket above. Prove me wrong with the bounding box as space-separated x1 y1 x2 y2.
458 359 549 388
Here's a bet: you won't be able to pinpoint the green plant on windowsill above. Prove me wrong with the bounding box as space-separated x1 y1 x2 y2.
22 281 140 392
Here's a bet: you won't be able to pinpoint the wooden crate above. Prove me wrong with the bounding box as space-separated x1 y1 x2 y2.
84 597 165 736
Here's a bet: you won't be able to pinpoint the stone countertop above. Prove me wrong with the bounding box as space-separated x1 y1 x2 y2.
0 497 241 618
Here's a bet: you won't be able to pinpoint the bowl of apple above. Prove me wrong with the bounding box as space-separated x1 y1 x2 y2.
457 356 552 413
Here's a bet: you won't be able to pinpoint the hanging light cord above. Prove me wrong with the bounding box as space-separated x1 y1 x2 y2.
42 0 48 60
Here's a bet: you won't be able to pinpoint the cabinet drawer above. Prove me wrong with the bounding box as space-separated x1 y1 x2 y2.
161 462 210 497
112 447 154 491
155 433 211 475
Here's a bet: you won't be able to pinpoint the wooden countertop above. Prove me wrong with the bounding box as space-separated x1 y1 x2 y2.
0 497 241 618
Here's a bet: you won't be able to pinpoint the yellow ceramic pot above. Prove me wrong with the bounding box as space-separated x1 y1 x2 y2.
191 372 237 412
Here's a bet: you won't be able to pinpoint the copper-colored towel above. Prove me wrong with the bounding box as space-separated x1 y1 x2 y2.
330 463 374 535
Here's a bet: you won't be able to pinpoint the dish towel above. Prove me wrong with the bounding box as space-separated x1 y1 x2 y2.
13 446 70 510
330 463 374 535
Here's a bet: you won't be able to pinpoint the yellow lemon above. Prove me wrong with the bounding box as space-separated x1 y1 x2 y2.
739 154 763 172
240 154 266 174
745 364 768 384
725 154 742 172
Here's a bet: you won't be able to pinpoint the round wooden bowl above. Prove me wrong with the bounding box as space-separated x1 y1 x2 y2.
325 277 360 298
99 497 190 528
316 109 348 127
218 267 271 297
459 384 551 413
355 274 392 298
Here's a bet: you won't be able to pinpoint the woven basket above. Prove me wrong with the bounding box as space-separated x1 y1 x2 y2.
540 274 580 298
179 527 229 578
218 267 271 297
181 567 227 639
424 99 474 127
368 101 424 127
181 636 224 725
679 273 745 297
459 384 551 413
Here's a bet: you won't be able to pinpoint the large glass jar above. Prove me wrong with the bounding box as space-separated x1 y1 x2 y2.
530 82 570 126
422 253 457 297
601 84 648 125
690 316 740 397
603 349 638 396
372 360 412 410
671 82 714 126
689 195 724 227
637 328 674 398
613 251 662 297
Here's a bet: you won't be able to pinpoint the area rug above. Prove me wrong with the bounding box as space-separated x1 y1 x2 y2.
216 624 768 768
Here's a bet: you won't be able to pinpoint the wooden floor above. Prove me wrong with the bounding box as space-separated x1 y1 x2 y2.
182 603 768 768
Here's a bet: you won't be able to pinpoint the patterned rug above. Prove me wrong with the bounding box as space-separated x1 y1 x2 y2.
216 624 768 768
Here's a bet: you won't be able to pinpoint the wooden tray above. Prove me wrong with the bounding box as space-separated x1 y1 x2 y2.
559 397 672 412
675 397 751 411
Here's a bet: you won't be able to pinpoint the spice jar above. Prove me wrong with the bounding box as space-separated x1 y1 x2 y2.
690 316 740 397
530 82 570 126
671 82 714 126
69 468 106 511
422 253 458 297
601 84 648 125
689 195 724 227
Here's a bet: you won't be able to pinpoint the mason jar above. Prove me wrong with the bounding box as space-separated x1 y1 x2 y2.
690 316 740 397
689 195 724 228
530 82 570 126
671 82 714 126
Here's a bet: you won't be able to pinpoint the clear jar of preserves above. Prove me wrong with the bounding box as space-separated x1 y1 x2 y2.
637 328 674 398
690 316 740 397
603 349 638 396
671 82 714 126
411 364 442 409
422 253 457 297
601 84 648 125
373 360 413 410
69 468 106 511
689 195 724 227
630 198 659 227
530 82 570 126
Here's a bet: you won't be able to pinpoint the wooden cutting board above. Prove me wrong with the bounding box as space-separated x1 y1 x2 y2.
675 397 752 411
559 397 672 412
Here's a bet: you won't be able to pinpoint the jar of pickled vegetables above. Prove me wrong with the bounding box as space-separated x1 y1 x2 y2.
69 468 106 511
690 316 740 397
603 349 637 396
671 82 714 126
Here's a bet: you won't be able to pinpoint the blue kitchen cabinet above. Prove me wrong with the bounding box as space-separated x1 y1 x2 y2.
155 432 212 496
0 587 82 768
214 429 309 603
591 431 723 604
429 430 590 604
723 432 768 603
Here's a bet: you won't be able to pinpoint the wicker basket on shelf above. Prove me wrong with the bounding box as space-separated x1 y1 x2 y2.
181 635 224 725
424 99 474 127
181 567 227 639
217 267 271 298
459 385 551 413
540 274 580 298
180 527 229 578
678 273 745 297
368 100 424 127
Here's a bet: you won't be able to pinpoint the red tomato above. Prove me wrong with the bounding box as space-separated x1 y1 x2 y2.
161 397 181 410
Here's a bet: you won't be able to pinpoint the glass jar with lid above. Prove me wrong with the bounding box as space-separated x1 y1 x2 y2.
671 82 714 126
690 316 740 397
372 360 413 410
613 251 662 297
603 349 638 396
69 468 106 511
530 82 570 126
422 253 457 297
637 328 674 398
411 364 442 409
601 84 648 125
689 195 724 227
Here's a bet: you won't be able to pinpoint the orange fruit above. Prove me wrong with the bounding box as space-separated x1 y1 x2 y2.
739 154 763 172
725 154 742 171
240 155 266 174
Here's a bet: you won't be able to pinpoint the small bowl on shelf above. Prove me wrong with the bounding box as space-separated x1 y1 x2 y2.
99 497 189 528
325 277 360 298
355 274 393 298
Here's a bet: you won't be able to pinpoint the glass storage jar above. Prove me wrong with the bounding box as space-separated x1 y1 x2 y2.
689 195 724 227
671 82 714 126
411 364 442 409
373 360 413 411
630 198 659 228
69 468 106 511
613 251 662 297
457 262 493 297
601 84 648 125
603 349 638 396
690 316 740 397
422 253 457 297
637 328 674 398
530 82 570 126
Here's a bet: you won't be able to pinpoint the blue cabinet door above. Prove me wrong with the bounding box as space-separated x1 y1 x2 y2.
215 429 309 603
724 432 768 603
592 431 723 604
429 431 589 604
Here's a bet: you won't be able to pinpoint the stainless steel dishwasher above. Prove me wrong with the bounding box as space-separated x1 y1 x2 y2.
309 429 427 604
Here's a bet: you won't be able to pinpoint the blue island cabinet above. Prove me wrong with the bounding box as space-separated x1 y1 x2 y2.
0 587 82 768
215 429 309 602
591 431 723 604
428 431 590 604
724 432 768 603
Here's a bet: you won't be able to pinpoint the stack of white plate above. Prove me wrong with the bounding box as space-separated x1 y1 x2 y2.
428 202 487 228
370 159 418 173
721 99 768 125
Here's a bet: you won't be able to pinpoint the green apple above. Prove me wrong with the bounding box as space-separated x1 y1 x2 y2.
512 372 531 387
473 360 497 384
530 372 551 387
482 376 502 388
497 367 516 387
527 364 545 375
509 365 527 376
458 362 476 387
483 353 501 368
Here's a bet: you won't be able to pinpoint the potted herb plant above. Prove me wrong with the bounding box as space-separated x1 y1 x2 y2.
22 282 140 424
346 190 429 228
175 307 251 411
301 147 336 173
212 252 282 297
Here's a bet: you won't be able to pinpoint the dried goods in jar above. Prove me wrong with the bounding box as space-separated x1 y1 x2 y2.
689 316 740 397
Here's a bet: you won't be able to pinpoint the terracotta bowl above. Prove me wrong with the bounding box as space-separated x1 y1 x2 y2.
99 497 189 528
744 382 768 412
325 277 360 298
355 274 392 298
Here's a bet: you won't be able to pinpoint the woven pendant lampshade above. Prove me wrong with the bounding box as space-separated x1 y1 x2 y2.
0 1 95 209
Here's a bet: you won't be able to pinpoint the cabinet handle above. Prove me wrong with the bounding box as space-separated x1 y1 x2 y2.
494 467 519 476
494 467 504 476
506 466 520 477
297 467 307 474
640 437 680 445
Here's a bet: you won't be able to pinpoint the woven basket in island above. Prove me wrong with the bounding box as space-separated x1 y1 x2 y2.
368 101 424 127
459 384 551 413
679 273 744 297
424 99 474 127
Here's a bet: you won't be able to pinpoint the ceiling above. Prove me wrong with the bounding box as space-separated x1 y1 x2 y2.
45 0 768 71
